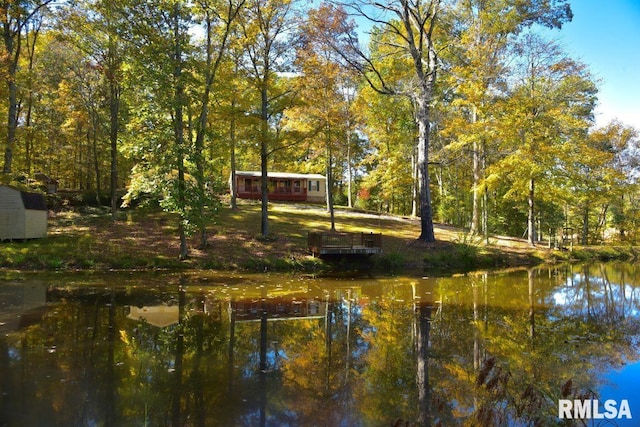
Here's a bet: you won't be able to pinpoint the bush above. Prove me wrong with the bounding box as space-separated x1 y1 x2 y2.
376 252 405 272
453 242 479 270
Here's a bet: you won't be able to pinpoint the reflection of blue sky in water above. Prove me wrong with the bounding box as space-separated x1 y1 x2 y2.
552 274 640 319
598 361 640 426
550 271 640 425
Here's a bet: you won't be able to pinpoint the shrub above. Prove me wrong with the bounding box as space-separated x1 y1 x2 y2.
376 252 405 272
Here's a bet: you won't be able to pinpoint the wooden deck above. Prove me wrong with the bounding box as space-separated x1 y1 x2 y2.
308 231 382 257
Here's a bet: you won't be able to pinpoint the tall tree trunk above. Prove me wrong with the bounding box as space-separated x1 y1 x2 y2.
228 298 236 393
24 21 40 176
106 18 121 221
3 7 28 174
470 107 481 234
3 61 18 174
326 120 336 231
528 269 535 340
416 302 433 426
2 19 19 174
177 137 187 259
327 143 335 231
173 3 188 260
582 204 589 245
109 58 120 220
195 102 208 248
105 287 117 426
230 97 238 210
260 76 270 238
109 83 119 219
25 103 33 174
346 127 353 208
91 116 101 205
528 178 535 246
229 53 243 211
412 147 419 217
194 19 213 248
172 283 186 426
482 146 489 243
415 96 435 242
259 296 268 426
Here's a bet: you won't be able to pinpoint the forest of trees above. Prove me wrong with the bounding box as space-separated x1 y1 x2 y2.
1 0 639 252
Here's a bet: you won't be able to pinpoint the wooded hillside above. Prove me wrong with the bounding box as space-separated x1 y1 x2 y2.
1 0 638 258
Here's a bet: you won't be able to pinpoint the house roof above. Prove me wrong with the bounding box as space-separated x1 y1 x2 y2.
236 171 326 180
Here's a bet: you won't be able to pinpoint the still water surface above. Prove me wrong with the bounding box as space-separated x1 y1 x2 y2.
1 263 640 426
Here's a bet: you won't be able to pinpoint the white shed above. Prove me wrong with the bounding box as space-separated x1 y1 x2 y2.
0 185 48 240
127 306 180 328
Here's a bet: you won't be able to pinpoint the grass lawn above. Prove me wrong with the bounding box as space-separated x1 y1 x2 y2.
0 201 636 274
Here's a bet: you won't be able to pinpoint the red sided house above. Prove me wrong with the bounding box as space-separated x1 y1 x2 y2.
232 171 326 203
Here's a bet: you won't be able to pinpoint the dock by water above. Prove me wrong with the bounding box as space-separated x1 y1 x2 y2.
308 231 382 257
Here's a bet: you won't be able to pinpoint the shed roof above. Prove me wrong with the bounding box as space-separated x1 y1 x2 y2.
21 192 47 210
236 171 326 180
34 173 58 184
127 306 179 328
0 185 47 210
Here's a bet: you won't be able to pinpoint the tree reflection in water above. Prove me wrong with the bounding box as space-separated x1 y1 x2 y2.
415 292 435 426
1 264 640 426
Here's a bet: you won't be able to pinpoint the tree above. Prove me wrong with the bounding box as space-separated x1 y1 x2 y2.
340 0 442 241
121 0 194 259
168 0 190 260
356 82 416 215
486 34 597 245
346 18 419 216
29 34 99 189
61 51 107 201
240 0 300 237
610 123 640 241
59 0 128 218
190 0 245 247
291 4 361 230
444 0 574 237
567 121 634 244
1 0 54 174
18 14 41 176
214 40 255 210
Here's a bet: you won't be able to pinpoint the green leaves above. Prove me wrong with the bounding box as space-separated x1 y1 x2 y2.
2 0 639 246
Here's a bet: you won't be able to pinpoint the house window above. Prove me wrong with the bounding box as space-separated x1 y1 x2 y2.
293 180 301 192
309 180 320 191
276 180 290 193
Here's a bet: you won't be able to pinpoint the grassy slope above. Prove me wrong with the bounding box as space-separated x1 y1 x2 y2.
0 201 636 274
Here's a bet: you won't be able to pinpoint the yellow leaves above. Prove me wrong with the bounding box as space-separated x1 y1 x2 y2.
483 171 503 193
443 360 474 383
120 329 131 345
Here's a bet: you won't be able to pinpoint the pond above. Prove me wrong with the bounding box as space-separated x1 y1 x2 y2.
1 263 640 426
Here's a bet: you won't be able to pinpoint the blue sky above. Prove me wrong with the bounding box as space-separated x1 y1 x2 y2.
352 1 640 130
546 0 640 130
